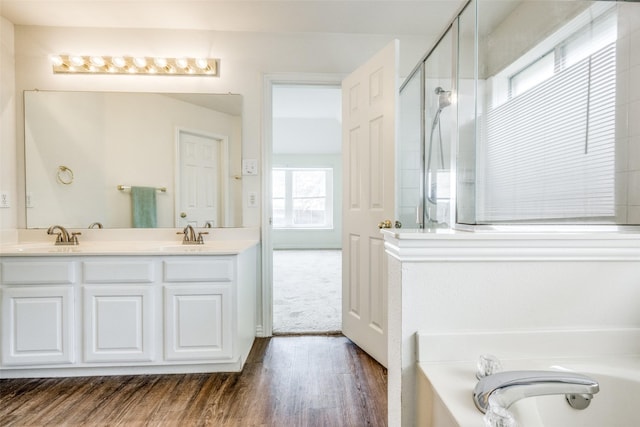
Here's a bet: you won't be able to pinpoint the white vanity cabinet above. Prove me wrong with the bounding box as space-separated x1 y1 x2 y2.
0 241 258 378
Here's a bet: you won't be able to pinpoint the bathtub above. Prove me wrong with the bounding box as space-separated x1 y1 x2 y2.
418 356 640 427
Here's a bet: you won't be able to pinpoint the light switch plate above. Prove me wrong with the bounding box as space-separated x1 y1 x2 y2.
242 159 258 176
248 191 258 208
0 192 9 208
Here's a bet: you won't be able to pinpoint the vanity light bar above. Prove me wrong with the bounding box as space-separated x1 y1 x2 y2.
50 55 220 77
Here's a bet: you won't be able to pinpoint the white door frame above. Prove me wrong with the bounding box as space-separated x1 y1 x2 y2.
260 73 344 337
175 127 230 227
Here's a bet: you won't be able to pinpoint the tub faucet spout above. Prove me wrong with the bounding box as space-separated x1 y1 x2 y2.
473 370 599 413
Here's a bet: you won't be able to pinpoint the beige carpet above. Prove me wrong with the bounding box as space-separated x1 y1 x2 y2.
272 250 342 334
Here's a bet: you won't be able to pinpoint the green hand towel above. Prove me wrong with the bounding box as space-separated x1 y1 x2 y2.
131 186 157 228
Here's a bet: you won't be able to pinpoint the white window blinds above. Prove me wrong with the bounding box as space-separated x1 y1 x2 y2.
477 42 616 222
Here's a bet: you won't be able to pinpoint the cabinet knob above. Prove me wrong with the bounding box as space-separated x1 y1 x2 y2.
180 212 187 218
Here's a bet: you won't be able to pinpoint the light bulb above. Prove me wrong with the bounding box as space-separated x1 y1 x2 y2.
154 57 167 68
70 56 85 67
133 57 147 68
50 55 64 66
90 56 105 67
195 58 208 69
175 58 188 69
111 56 126 68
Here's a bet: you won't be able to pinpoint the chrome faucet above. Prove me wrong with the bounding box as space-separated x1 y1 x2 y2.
47 225 81 245
177 224 208 245
473 370 600 413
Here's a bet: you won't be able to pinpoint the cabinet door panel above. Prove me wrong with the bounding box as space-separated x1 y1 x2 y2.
83 286 155 362
1 286 74 365
164 284 232 360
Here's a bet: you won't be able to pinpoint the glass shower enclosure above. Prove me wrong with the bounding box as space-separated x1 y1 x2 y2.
398 0 639 229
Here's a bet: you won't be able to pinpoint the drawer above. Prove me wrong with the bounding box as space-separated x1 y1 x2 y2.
1 261 76 285
164 258 234 282
83 260 155 283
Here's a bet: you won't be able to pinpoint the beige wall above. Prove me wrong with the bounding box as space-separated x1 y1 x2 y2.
0 17 16 235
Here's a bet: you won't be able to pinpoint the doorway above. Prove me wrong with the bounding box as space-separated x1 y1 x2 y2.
270 83 343 334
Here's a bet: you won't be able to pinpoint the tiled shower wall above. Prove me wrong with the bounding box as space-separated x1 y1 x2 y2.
616 4 640 224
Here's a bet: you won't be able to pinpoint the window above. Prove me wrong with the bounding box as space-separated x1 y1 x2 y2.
510 51 555 98
509 8 617 98
272 168 333 229
478 5 618 222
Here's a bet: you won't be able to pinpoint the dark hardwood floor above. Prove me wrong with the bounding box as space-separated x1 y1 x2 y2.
0 335 387 426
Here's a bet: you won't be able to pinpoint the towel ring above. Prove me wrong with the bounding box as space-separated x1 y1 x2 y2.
57 165 74 185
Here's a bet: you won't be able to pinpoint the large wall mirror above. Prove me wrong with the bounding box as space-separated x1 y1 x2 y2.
24 90 242 229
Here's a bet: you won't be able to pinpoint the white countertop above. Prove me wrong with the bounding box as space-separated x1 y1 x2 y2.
0 239 259 256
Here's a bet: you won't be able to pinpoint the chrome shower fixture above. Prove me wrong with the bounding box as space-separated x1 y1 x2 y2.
435 87 452 110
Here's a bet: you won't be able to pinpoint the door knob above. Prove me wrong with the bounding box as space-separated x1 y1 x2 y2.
378 219 392 229
378 219 402 229
180 212 187 218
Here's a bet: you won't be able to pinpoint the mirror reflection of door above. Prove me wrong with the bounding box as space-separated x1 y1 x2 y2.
177 130 225 227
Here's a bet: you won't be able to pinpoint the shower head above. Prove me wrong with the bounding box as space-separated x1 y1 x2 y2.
435 87 452 110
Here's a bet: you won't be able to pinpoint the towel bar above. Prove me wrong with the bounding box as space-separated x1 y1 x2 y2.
117 185 167 192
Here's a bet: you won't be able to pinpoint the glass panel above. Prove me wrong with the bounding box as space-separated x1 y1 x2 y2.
272 170 286 198
510 51 554 97
272 199 286 227
293 198 326 225
272 168 332 229
424 26 454 227
398 69 423 228
469 0 634 225
292 170 325 198
456 0 478 225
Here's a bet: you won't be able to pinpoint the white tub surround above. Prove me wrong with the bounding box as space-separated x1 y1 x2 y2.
0 228 259 378
382 228 640 427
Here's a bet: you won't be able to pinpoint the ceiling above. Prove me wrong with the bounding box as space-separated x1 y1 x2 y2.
0 0 467 35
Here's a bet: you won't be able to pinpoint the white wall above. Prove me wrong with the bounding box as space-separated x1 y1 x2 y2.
9 25 430 231
0 17 16 237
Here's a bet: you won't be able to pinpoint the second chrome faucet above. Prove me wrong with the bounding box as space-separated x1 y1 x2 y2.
474 369 600 413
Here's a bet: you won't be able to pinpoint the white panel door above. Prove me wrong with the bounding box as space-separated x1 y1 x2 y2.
342 40 398 367
178 131 221 228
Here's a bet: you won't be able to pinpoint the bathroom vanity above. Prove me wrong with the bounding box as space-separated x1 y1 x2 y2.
0 236 258 378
